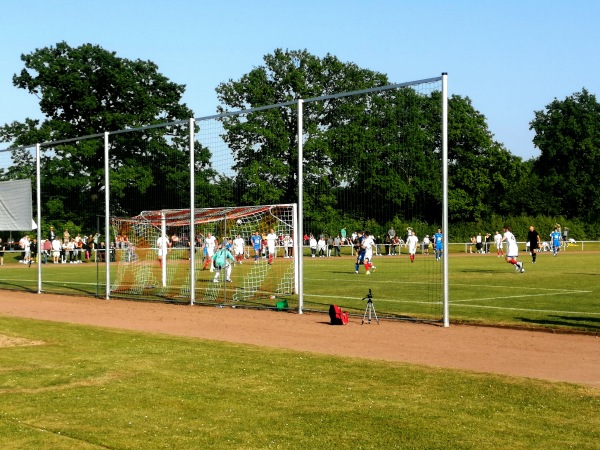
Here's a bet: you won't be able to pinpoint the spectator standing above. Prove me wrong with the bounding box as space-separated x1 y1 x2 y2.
333 235 341 257
475 233 483 253
0 238 5 265
317 236 326 257
309 234 317 257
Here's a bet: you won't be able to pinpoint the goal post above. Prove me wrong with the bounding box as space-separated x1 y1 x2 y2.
110 204 298 308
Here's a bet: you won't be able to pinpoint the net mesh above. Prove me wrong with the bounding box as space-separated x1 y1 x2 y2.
110 204 296 305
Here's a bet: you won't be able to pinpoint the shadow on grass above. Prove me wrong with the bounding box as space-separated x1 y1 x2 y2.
459 269 498 273
516 316 600 331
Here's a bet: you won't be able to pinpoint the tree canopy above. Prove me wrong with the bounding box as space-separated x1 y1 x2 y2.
0 42 214 229
530 88 600 222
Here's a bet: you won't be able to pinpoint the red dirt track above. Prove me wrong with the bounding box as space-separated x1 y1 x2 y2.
0 290 598 388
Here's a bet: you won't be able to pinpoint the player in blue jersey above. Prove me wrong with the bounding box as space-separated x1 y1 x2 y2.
433 229 443 261
354 231 365 274
250 231 262 263
550 227 562 256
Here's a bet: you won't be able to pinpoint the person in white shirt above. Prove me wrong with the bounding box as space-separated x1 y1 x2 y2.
283 235 293 258
317 237 327 257
51 237 62 263
156 234 170 268
407 231 419 263
494 231 504 257
202 232 218 272
501 226 524 273
233 234 245 264
363 232 376 274
309 235 317 257
266 228 278 265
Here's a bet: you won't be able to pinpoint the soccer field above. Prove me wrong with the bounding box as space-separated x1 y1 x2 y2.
0 250 598 332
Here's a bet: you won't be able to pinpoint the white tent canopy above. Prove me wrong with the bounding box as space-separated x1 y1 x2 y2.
0 179 33 231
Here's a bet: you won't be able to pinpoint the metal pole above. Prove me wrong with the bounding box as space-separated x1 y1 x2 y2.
189 118 196 305
442 73 450 328
161 212 167 287
104 132 110 300
297 99 304 314
36 144 42 294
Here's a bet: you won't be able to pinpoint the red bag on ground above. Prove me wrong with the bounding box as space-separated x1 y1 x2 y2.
329 304 348 325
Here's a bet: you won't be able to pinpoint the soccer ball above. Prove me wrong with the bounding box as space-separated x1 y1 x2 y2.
270 295 276 300
236 219 242 225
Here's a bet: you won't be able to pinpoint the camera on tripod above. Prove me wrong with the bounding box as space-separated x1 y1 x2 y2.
361 289 379 324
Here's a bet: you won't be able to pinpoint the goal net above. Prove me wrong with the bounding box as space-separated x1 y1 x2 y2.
110 204 297 306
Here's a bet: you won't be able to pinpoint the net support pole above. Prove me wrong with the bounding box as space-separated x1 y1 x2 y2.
442 73 450 327
161 212 167 287
297 98 304 314
104 132 110 300
36 143 42 294
189 118 196 305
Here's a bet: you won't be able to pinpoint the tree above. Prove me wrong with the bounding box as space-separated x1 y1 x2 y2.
0 42 214 229
217 49 449 228
447 95 525 222
530 89 600 222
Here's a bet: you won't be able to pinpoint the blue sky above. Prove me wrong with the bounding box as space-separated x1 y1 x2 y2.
1 0 598 160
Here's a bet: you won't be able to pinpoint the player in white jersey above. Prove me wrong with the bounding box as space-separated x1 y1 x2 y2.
501 226 524 273
233 234 245 264
363 232 376 274
494 231 504 257
156 234 170 268
266 228 278 265
202 232 218 272
406 230 419 263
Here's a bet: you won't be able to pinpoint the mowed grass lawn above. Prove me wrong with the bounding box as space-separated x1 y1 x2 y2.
0 317 598 449
0 248 599 332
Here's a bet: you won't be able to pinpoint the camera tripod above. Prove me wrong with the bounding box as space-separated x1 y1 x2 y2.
361 289 380 325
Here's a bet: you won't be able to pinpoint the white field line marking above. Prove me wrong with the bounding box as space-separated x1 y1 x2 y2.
449 303 600 316
452 290 592 303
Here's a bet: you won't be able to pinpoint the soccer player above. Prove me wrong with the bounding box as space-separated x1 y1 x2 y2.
527 225 541 264
156 233 170 268
354 231 365 274
406 230 419 263
433 228 443 261
250 231 262 263
266 228 278 264
494 231 504 257
363 232 376 274
502 226 524 273
202 232 218 271
550 227 562 256
233 234 245 264
212 243 235 283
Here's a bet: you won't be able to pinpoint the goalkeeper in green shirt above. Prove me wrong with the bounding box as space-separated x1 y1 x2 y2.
212 243 235 283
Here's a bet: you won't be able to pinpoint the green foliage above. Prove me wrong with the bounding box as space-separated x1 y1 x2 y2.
530 88 600 222
0 42 214 228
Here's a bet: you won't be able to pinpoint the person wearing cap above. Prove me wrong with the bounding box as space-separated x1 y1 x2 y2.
212 243 235 283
